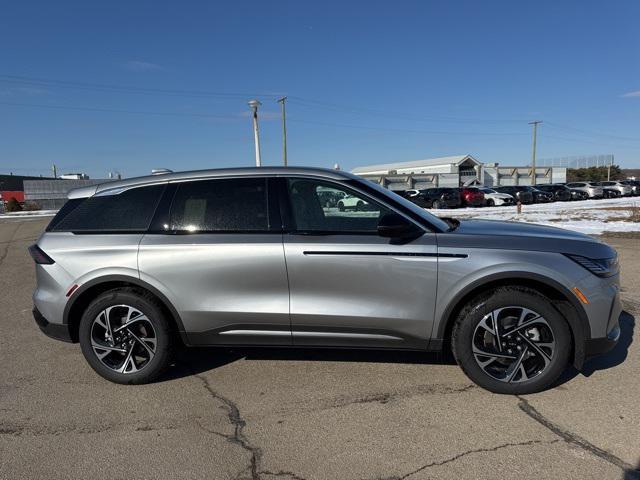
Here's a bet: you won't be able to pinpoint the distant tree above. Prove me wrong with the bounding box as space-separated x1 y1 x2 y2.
567 165 624 182
6 197 22 212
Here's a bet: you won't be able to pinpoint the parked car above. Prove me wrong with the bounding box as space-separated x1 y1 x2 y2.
535 184 572 202
567 188 589 201
478 188 514 206
493 186 534 204
401 188 461 209
595 181 633 197
526 186 554 203
337 194 369 211
31 167 621 394
458 187 485 207
600 186 622 199
317 188 346 208
620 180 640 196
565 182 604 199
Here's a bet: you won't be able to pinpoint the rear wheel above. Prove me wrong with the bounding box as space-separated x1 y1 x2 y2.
79 288 173 384
486 199 495 207
452 287 571 394
338 201 345 212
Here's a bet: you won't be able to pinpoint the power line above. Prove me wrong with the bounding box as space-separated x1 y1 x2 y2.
288 118 528 136
0 101 239 119
0 101 531 137
0 74 282 100
287 97 528 125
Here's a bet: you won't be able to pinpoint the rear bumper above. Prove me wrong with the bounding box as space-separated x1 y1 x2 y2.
33 307 73 343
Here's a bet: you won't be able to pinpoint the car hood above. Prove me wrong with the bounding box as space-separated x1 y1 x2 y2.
437 219 616 258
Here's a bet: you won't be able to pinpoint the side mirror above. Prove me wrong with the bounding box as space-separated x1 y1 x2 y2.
377 213 423 243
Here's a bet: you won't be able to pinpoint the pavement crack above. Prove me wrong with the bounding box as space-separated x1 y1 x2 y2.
260 470 307 480
517 395 639 473
398 439 559 479
193 373 263 480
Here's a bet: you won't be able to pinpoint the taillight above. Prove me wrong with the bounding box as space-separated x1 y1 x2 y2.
28 244 55 265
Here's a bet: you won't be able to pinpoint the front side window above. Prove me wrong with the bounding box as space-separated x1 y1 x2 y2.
51 184 165 232
287 178 392 233
169 177 270 233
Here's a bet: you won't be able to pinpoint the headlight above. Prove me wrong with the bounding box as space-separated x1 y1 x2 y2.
565 254 619 277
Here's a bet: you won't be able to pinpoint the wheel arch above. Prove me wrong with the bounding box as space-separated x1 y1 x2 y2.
434 272 590 369
63 275 188 346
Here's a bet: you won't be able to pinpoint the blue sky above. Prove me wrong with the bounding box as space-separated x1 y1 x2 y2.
0 0 639 178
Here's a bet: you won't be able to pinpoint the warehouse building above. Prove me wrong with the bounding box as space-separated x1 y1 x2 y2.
351 155 566 190
24 178 111 210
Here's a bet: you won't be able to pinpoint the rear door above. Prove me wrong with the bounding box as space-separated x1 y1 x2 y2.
280 177 438 349
138 176 291 346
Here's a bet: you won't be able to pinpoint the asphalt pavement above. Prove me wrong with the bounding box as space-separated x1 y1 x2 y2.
1 217 638 479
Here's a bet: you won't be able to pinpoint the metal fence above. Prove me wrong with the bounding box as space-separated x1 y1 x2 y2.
537 154 614 169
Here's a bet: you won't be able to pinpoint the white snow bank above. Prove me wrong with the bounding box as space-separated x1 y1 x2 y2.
430 196 640 235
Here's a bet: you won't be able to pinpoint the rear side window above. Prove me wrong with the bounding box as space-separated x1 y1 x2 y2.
51 184 165 233
46 198 84 231
169 178 269 232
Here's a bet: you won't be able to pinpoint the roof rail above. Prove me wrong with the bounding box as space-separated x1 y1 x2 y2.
151 168 173 175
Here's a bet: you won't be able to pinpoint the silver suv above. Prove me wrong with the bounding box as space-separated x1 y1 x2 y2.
30 167 621 394
565 182 604 199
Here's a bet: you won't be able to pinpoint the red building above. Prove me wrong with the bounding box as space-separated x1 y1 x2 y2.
0 191 25 203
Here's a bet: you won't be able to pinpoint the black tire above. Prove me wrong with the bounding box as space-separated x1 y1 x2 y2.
451 286 571 394
338 202 345 212
356 201 364 211
79 288 174 384
486 199 495 207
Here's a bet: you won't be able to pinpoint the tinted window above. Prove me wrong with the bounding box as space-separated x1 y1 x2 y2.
287 178 392 233
52 184 165 232
170 178 269 232
46 198 84 231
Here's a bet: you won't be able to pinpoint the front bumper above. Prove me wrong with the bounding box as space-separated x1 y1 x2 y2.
33 307 73 343
585 323 621 357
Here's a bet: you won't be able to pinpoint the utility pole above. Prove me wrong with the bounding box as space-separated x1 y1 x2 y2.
277 97 288 166
607 156 612 181
52 164 57 179
528 121 542 185
248 99 262 167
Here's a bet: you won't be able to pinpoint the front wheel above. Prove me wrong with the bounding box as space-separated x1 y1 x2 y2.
79 288 174 384
451 287 571 394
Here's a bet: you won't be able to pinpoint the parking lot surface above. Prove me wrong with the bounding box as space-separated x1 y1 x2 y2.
1 218 638 479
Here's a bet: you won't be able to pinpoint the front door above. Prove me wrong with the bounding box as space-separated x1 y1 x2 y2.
281 177 438 349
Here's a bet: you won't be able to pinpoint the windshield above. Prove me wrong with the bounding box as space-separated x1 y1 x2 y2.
353 178 451 232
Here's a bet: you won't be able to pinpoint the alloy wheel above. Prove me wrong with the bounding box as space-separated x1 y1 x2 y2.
472 306 556 383
90 305 157 374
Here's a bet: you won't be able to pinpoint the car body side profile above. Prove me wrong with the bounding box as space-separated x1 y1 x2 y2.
31 167 622 394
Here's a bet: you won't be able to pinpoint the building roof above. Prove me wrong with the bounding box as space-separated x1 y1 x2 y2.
69 167 356 199
351 155 480 174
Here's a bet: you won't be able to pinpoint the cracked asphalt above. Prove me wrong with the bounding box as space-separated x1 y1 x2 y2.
1 218 638 479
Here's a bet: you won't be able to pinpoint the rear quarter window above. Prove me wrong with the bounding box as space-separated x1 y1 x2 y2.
50 184 165 233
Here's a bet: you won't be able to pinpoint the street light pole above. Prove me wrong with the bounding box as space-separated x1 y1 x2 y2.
248 99 262 167
528 120 542 185
277 97 288 166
